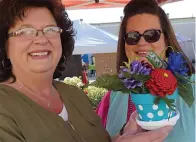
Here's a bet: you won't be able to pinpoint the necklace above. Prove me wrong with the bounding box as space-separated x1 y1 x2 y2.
15 80 52 108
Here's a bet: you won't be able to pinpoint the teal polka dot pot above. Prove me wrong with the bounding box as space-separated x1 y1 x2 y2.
131 89 178 121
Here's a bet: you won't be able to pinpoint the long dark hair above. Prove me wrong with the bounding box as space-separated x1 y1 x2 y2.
116 0 194 76
0 0 75 82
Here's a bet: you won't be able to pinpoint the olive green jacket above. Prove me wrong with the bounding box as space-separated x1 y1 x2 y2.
0 81 111 142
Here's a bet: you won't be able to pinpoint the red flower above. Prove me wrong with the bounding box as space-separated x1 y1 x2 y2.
84 90 88 95
145 69 177 97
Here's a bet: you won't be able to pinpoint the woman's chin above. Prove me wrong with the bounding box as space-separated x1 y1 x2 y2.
29 66 54 74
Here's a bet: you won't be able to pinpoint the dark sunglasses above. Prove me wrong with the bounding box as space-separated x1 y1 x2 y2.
124 29 163 45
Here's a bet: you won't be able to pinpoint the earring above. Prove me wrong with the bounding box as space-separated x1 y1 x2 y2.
60 55 66 64
2 58 12 69
166 46 176 52
58 55 66 67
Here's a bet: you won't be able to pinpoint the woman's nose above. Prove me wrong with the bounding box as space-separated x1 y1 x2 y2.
33 30 49 44
137 36 148 46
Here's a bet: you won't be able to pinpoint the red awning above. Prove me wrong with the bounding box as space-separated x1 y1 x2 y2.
62 0 182 10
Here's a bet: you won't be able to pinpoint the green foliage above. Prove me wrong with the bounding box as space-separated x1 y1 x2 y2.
90 74 131 93
132 74 151 82
178 82 194 107
63 76 108 109
175 73 195 107
154 96 175 111
84 86 108 109
63 76 84 89
154 96 175 120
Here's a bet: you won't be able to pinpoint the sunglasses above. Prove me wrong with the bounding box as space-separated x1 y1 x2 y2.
124 29 163 45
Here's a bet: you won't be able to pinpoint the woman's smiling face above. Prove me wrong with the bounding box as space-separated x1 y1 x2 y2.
7 7 62 76
125 14 167 62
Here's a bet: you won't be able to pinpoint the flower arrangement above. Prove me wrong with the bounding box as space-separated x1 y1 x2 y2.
90 49 194 129
84 86 108 109
63 76 107 109
63 76 85 89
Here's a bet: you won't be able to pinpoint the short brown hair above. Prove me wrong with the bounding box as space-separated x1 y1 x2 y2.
116 0 194 76
0 0 75 81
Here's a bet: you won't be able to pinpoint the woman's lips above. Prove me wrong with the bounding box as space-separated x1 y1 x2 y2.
29 51 51 60
135 51 148 57
29 51 49 56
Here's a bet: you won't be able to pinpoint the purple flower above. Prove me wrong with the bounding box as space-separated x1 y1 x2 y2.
118 60 152 89
121 67 130 73
123 78 142 89
130 60 152 75
118 66 131 79
118 72 124 79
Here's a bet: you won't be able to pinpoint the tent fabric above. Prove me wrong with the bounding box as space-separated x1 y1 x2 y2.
73 20 195 60
62 0 182 10
73 20 118 55
176 34 195 62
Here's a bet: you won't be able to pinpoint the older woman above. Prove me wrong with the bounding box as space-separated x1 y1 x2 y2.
0 0 172 142
97 0 195 142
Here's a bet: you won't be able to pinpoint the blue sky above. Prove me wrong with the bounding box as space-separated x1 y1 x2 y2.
67 0 195 24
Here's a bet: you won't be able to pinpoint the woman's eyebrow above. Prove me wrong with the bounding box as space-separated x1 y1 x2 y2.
18 24 34 29
44 24 58 27
18 24 58 29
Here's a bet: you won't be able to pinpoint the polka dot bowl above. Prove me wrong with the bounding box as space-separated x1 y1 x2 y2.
131 89 178 121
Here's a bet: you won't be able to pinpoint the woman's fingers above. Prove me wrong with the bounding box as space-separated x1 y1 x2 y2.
132 126 173 142
123 111 143 135
118 126 172 142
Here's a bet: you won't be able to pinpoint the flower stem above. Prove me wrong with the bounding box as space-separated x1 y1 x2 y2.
142 84 145 93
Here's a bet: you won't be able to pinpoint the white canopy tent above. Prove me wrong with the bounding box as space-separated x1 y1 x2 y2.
71 20 195 63
72 20 118 55
176 34 195 63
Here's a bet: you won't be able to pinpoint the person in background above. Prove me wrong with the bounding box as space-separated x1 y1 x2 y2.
90 55 96 76
0 0 172 142
82 54 89 65
96 0 195 142
82 61 89 85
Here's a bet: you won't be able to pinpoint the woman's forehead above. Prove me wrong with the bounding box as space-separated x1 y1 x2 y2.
10 7 57 30
126 14 161 32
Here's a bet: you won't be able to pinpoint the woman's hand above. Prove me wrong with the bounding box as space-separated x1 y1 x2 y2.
115 112 173 142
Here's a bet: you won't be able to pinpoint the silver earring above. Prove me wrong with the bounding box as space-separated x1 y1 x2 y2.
58 55 66 67
2 59 12 69
61 55 66 64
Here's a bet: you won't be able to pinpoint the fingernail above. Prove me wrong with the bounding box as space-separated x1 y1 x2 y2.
130 111 137 119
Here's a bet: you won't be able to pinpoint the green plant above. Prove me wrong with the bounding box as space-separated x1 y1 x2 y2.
63 76 84 89
84 86 108 109
63 76 107 109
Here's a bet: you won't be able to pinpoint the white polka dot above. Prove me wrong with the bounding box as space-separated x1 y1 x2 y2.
152 104 158 110
158 110 164 116
138 105 143 111
139 114 142 119
166 104 169 109
147 113 154 119
168 112 172 118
